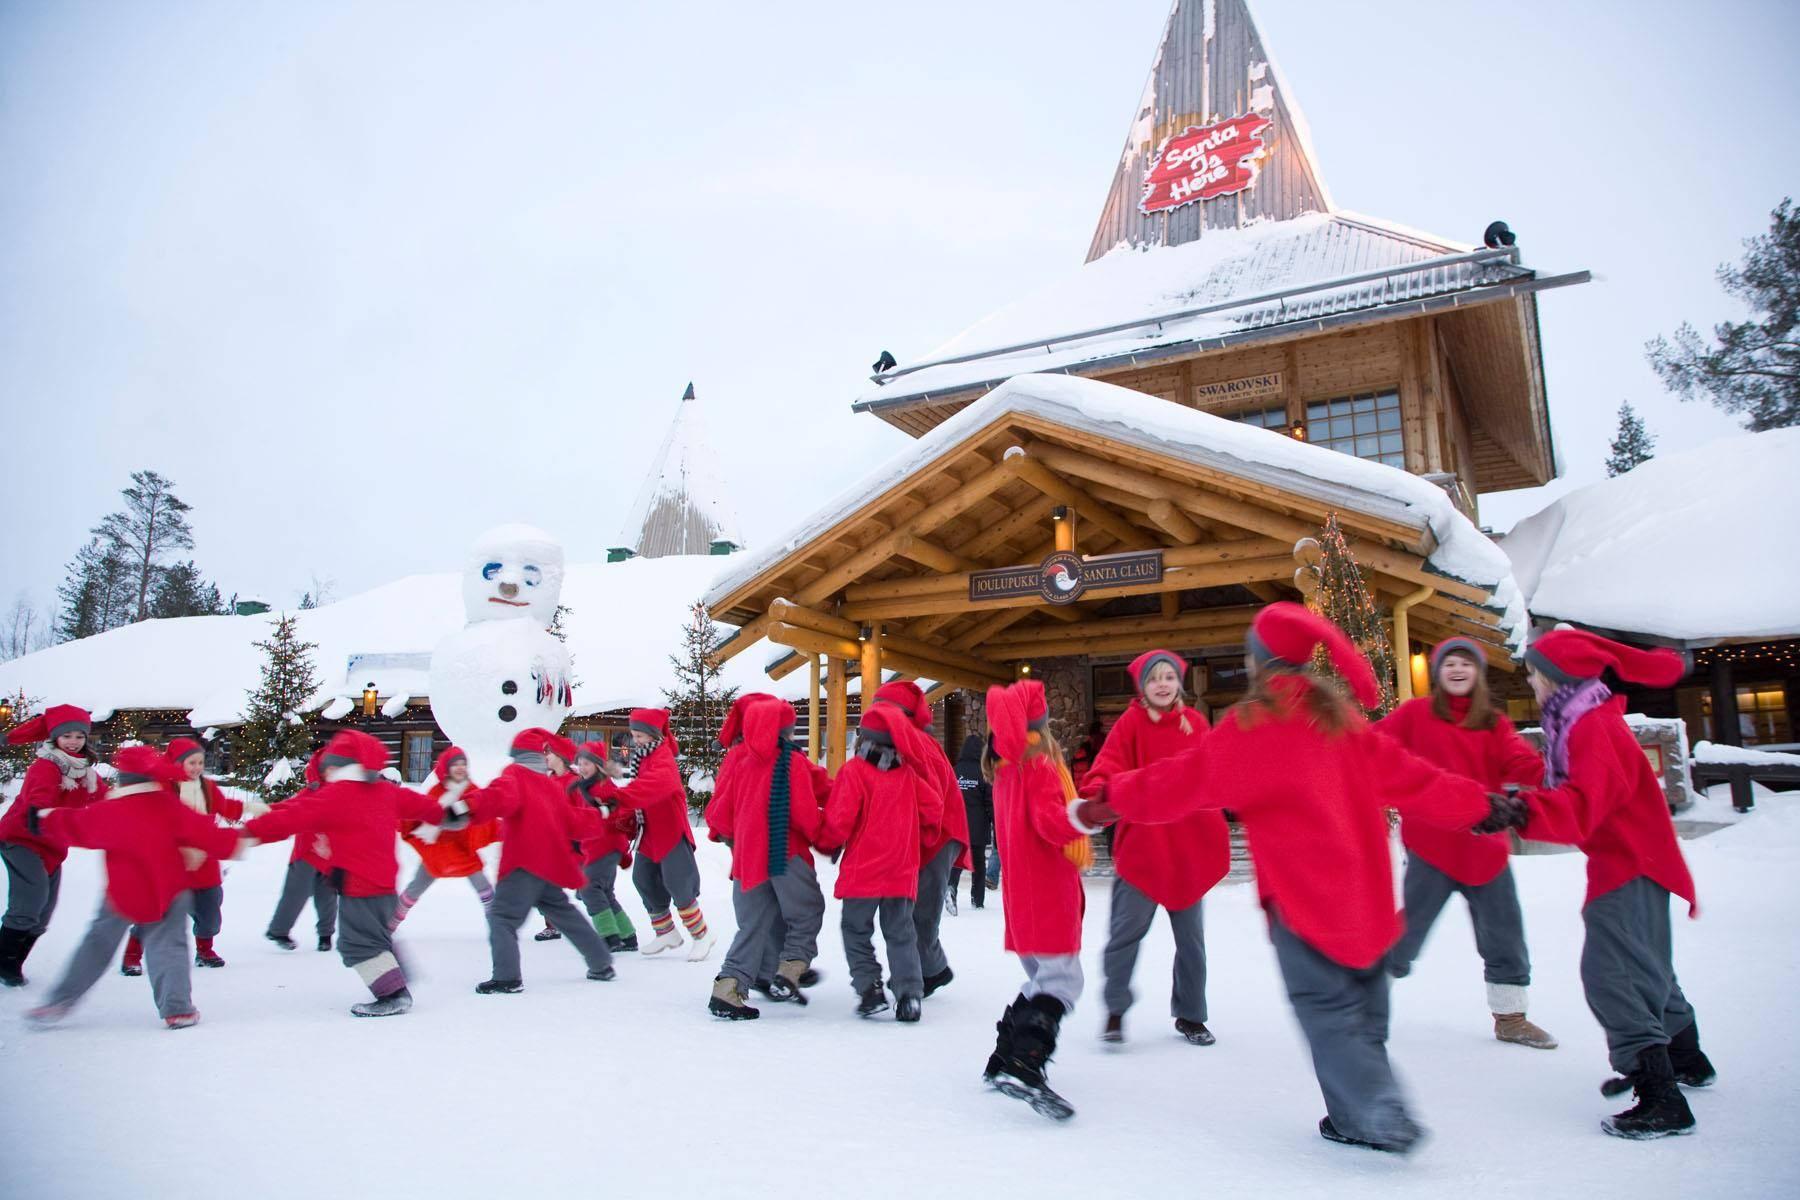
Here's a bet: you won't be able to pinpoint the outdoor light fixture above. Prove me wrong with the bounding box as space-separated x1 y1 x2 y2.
361 682 378 718
1410 653 1430 698
1289 420 1308 441
858 625 872 642
1018 663 1033 678
1051 505 1069 522
0 695 13 725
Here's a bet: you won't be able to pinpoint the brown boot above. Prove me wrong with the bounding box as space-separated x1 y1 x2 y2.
1494 1012 1558 1049
769 958 814 1004
708 975 759 1020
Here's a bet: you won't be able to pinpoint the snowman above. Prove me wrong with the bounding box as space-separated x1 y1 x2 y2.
428 524 574 781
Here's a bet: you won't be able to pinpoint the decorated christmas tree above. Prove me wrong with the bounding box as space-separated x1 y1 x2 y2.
230 613 322 800
663 600 737 810
0 690 41 789
1307 513 1399 716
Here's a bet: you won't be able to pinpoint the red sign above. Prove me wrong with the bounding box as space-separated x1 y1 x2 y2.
1139 114 1273 214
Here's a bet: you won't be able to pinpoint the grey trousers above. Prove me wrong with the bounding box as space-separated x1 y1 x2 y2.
578 853 629 919
1102 876 1207 1022
1270 914 1415 1148
338 894 407 998
841 896 922 999
1 842 60 934
1390 857 1530 988
1020 953 1084 1012
722 855 827 988
403 865 494 903
50 892 194 1019
190 884 224 940
267 859 338 939
912 841 959 978
632 840 701 915
487 869 612 981
1581 877 1696 1074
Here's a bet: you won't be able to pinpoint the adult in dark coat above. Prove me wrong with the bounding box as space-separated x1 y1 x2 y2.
950 735 993 910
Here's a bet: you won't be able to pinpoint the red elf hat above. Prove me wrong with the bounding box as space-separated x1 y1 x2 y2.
1247 602 1382 710
1524 628 1686 688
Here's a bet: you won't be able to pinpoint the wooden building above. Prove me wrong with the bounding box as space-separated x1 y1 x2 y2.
706 0 1587 770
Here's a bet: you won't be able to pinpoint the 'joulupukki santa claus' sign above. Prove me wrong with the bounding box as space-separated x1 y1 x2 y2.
1139 113 1273 214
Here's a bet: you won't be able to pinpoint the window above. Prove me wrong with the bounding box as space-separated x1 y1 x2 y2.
1233 405 1288 431
402 731 435 783
1306 390 1405 468
1700 686 1792 746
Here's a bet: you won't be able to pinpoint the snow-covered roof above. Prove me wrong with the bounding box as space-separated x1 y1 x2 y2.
1501 428 1800 644
0 554 805 729
715 372 1526 648
614 384 744 558
854 213 1537 410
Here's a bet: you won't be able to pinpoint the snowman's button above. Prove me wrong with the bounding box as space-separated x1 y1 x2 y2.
498 705 518 722
501 680 518 695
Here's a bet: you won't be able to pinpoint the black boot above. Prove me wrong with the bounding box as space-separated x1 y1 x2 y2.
856 985 890 1018
1602 1046 1696 1140
266 932 297 951
0 927 32 988
895 995 922 1023
987 994 1075 1120
1668 1020 1716 1089
317 934 332 952
922 966 954 997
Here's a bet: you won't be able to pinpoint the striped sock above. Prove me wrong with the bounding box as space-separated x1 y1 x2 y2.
650 910 676 937
678 904 707 940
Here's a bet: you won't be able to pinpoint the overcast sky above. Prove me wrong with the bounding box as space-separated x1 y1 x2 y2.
2 0 1795 624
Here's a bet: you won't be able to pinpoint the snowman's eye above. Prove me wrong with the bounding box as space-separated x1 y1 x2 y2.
482 562 502 581
522 566 542 587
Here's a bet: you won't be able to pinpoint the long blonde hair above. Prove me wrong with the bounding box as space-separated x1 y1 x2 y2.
1235 660 1361 737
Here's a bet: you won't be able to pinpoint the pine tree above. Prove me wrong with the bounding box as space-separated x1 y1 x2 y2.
55 538 134 641
0 690 41 788
150 560 225 618
662 600 737 810
1312 513 1399 716
1647 198 1800 430
93 469 195 622
1604 402 1656 477
229 613 322 800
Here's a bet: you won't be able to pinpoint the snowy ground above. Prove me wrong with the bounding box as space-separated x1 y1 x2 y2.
5 807 1797 1200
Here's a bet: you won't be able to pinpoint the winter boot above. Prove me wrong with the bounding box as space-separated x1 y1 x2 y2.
1102 1013 1125 1045
923 966 954 998
1602 1046 1696 1140
988 994 1074 1120
318 934 333 952
1175 1018 1215 1046
194 938 226 969
685 927 717 963
121 936 145 976
388 893 416 932
856 984 890 1018
265 931 297 951
586 965 617 982
767 958 816 1005
476 978 524 994
27 1001 72 1025
1318 1115 1424 1154
944 890 958 917
896 995 922 1023
984 999 1019 1083
1494 1012 1558 1050
603 934 625 953
1668 1020 1716 1088
0 926 33 988
641 928 684 957
709 975 761 1020
618 930 640 953
164 1011 201 1030
533 923 562 942
351 988 414 1018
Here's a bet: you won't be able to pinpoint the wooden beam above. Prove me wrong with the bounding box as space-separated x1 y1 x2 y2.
768 599 1009 682
922 681 959 708
1145 499 1203 543
898 537 982 575
860 623 883 693
767 622 860 662
826 658 848 775
807 655 822 764
1160 592 1181 619
1010 457 1146 548
984 605 1262 649
994 624 1251 661
708 610 776 667
951 494 1056 561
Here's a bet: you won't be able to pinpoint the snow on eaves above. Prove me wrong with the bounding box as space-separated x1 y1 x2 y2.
1501 428 1800 644
711 372 1526 649
0 554 805 729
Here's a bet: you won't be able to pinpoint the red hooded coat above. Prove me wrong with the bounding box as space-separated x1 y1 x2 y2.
594 737 694 863
41 780 241 924
704 699 831 890
986 680 1088 956
0 753 106 871
246 775 446 898
465 763 600 890
818 710 942 899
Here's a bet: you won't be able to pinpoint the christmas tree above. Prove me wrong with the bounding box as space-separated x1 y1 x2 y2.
1604 402 1657 477
0 690 41 789
662 600 737 811
230 613 322 800
1311 513 1399 716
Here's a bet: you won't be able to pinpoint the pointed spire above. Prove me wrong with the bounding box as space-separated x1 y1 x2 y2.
1086 0 1332 261
608 384 745 562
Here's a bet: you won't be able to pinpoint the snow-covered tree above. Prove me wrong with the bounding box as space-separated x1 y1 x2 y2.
92 469 195 622
662 600 736 809
1604 402 1657 477
230 613 322 799
1647 198 1800 431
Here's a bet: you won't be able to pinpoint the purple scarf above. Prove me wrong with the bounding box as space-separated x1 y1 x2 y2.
1538 677 1613 787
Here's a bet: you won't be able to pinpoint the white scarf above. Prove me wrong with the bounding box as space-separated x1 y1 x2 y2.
37 744 98 793
178 778 210 816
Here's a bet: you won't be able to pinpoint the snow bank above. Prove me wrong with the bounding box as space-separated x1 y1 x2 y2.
1692 741 1800 767
1502 428 1800 642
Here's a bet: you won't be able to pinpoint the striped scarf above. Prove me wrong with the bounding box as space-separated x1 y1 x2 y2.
767 739 794 879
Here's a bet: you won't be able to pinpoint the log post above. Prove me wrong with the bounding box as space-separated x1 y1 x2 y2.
859 622 884 697
1389 585 1435 702
807 654 822 764
826 657 848 776
1053 505 1076 553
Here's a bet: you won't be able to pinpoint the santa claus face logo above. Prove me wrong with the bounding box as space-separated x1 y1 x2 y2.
1038 552 1088 605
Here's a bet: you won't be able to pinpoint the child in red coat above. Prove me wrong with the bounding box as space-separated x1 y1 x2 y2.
28 746 240 1029
243 731 455 1016
570 741 640 952
979 680 1093 1120
1509 628 1711 1140
262 749 339 952
390 747 497 931
1089 605 1509 1152
1381 637 1556 1050
817 705 942 1022
1081 649 1226 1047
0 705 104 988
121 738 268 975
704 697 831 1019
